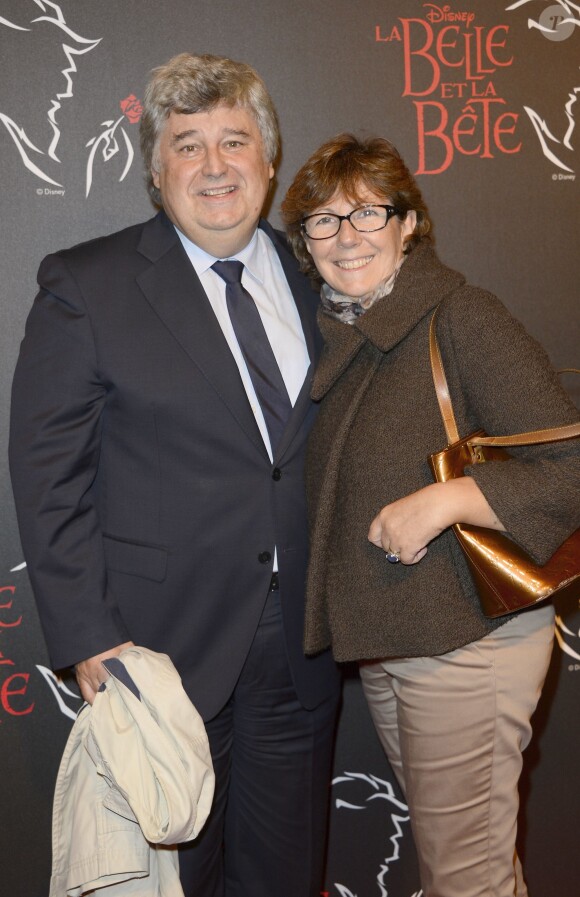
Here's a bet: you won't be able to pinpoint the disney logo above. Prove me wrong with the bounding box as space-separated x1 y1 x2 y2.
423 4 476 27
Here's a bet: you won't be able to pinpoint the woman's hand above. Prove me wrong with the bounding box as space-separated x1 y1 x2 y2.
368 479 505 565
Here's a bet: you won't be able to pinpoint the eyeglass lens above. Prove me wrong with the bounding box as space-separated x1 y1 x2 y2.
303 206 392 239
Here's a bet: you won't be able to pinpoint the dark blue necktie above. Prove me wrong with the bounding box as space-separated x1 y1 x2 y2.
212 260 292 453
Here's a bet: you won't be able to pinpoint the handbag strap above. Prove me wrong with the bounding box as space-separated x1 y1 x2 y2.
429 308 580 448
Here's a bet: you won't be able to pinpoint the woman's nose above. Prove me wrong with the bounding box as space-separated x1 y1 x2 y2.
336 217 362 245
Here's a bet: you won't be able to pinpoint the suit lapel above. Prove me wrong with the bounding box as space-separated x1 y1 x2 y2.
136 213 267 456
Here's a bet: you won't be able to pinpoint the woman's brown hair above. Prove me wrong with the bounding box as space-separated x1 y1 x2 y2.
281 134 432 283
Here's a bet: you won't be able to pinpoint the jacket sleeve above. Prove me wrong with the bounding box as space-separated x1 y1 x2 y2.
9 253 130 670
437 290 580 564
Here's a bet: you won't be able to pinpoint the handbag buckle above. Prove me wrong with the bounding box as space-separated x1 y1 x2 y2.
468 443 486 464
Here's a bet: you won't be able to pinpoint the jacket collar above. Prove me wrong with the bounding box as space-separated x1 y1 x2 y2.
136 208 178 262
312 242 465 400
136 212 321 361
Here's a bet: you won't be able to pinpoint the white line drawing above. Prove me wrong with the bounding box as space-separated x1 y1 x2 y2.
506 2 579 171
506 0 580 35
555 614 580 661
331 771 421 897
0 0 101 187
36 664 81 720
85 115 135 197
523 83 579 172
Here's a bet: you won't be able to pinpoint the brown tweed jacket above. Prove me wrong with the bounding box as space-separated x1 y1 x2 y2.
304 242 580 662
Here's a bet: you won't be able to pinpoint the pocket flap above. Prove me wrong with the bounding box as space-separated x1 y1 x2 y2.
103 535 167 582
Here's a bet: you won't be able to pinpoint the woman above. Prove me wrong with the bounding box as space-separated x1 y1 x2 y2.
281 134 580 897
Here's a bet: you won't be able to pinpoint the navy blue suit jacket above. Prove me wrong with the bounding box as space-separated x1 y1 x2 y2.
10 211 340 719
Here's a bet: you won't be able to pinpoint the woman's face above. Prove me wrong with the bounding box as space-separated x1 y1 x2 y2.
304 189 416 297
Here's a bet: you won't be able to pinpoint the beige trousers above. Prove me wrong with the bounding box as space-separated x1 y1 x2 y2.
359 604 555 897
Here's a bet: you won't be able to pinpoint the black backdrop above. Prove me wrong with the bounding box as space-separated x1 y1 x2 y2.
1 2 579 895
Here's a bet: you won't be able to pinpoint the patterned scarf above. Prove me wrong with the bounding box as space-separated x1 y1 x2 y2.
320 257 405 324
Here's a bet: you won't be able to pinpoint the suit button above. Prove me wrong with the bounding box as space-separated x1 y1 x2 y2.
272 468 282 481
258 551 271 564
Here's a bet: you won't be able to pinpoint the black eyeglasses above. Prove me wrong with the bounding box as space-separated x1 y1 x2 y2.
301 204 400 240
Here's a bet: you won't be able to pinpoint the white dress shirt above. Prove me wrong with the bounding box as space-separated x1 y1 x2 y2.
176 225 312 574
176 226 311 462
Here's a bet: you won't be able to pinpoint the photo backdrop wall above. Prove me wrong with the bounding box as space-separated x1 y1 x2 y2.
1 2 579 895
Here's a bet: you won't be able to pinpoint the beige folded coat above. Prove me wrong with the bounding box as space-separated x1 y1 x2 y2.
50 646 215 897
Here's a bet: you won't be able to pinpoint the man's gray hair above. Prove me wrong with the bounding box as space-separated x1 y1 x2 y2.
140 53 281 206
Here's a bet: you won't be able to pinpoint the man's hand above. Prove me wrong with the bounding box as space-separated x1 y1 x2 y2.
74 641 135 704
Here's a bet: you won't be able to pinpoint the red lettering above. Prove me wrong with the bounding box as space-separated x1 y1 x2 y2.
415 98 521 174
436 26 463 69
453 110 480 156
0 586 22 628
467 28 495 79
402 19 514 97
1 672 35 716
494 112 521 154
465 99 503 158
402 19 440 96
440 82 468 99
486 25 513 67
471 81 498 98
415 101 453 174
375 24 401 42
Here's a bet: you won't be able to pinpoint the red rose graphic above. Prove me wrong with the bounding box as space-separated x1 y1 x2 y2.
120 94 143 124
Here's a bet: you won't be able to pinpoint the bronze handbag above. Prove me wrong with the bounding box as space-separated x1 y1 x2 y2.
428 310 580 618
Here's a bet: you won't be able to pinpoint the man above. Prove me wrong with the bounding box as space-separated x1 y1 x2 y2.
9 53 340 897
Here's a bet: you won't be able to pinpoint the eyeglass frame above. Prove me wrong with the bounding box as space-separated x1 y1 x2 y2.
300 204 401 240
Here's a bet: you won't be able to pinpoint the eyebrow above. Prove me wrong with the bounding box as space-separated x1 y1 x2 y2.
170 128 252 146
314 200 379 214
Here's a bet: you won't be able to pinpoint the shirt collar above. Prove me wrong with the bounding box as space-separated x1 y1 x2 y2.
174 226 265 284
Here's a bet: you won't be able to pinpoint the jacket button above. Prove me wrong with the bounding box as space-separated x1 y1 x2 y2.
258 551 271 564
272 468 282 481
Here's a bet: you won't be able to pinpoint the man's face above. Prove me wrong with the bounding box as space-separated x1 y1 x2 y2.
152 103 274 257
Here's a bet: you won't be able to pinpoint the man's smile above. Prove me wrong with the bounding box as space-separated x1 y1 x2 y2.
199 185 238 197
